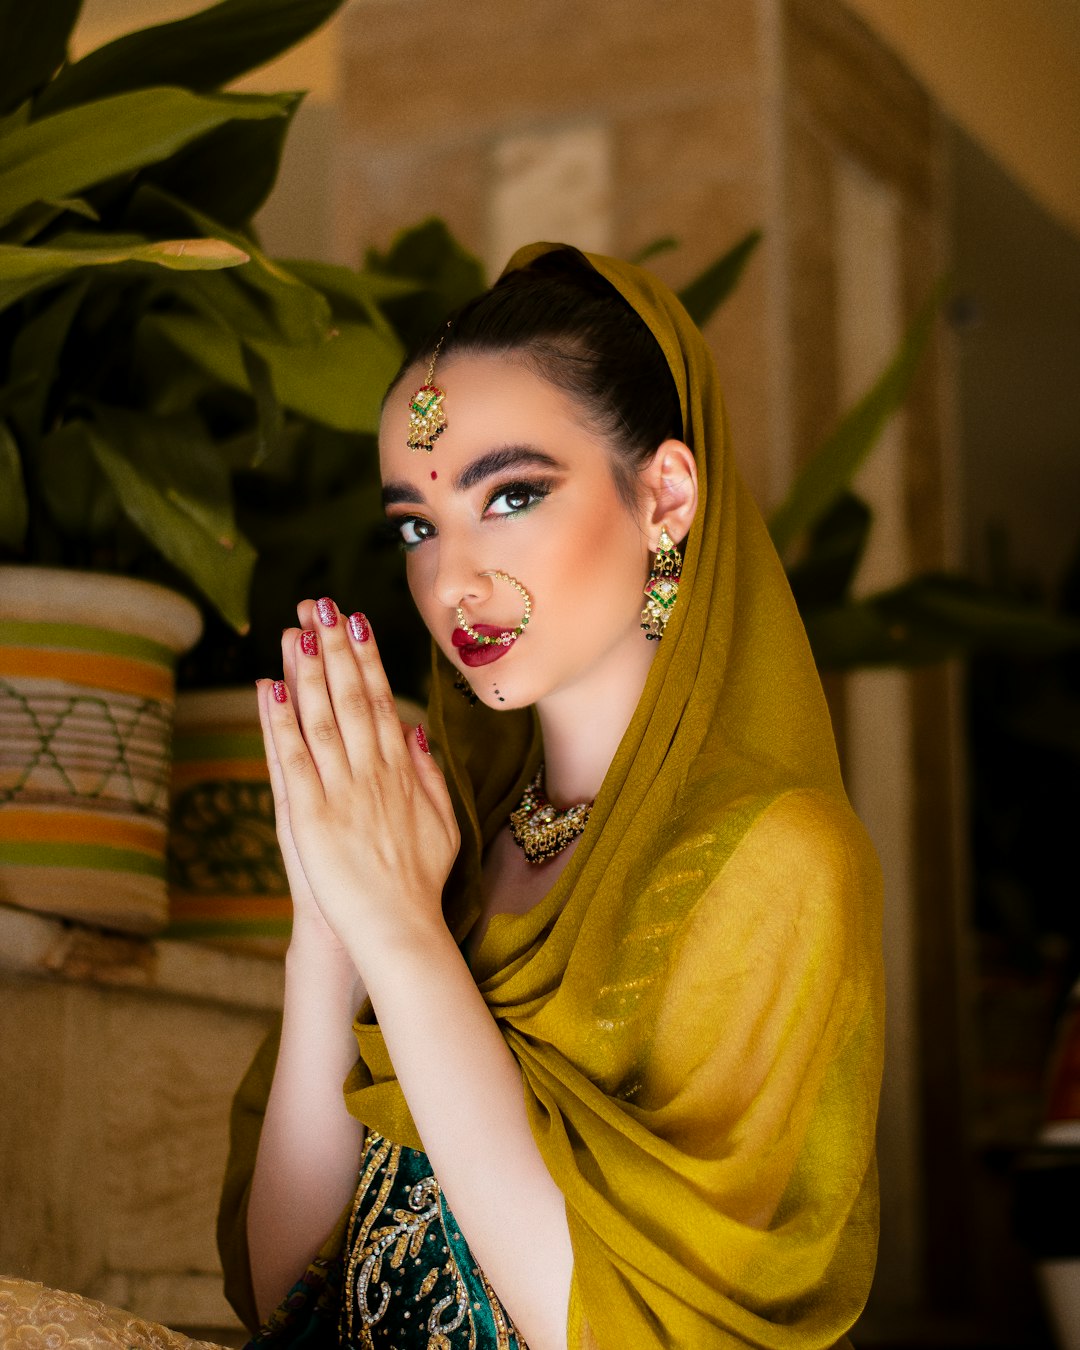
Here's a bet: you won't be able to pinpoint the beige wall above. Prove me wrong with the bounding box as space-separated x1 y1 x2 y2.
844 0 1080 238
74 0 1080 241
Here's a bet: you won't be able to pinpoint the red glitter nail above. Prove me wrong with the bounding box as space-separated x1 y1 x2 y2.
272 680 288 704
415 723 430 754
300 630 318 657
348 612 370 643
316 597 338 627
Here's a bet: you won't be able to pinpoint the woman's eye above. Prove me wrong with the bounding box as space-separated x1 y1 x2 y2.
398 516 436 548
485 484 548 517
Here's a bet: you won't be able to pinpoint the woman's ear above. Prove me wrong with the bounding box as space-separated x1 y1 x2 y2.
640 439 698 546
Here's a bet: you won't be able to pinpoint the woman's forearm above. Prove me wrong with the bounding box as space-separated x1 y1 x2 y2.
246 928 368 1323
350 918 573 1350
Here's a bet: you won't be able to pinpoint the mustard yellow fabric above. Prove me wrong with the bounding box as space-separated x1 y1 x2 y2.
219 244 884 1347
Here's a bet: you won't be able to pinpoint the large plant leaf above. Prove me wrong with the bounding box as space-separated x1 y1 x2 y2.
35 418 121 544
82 408 256 630
129 184 330 345
240 344 286 467
0 0 82 116
0 420 28 549
804 574 1080 670
4 277 88 446
0 87 292 227
0 235 248 312
366 218 487 350
141 92 303 227
284 258 422 341
786 492 872 609
769 280 947 557
36 0 347 116
677 230 762 329
0 195 101 246
631 236 679 266
150 312 402 433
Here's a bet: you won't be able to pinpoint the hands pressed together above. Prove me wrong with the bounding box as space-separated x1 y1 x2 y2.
255 596 460 965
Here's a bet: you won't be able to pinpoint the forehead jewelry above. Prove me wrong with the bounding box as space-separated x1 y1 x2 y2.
456 571 532 646
406 328 450 453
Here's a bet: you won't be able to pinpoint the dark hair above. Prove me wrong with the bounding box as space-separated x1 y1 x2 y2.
393 248 682 512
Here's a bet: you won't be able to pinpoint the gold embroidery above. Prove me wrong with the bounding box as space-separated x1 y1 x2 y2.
341 1137 526 1348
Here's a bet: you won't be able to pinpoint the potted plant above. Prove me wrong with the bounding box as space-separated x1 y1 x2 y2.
0 0 411 934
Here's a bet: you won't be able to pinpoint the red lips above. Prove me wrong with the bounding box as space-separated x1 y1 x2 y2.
452 623 517 667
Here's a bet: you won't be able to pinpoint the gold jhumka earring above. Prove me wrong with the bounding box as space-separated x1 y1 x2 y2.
640 525 682 641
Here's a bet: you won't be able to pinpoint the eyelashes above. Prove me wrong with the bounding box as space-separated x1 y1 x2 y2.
483 477 554 516
388 477 555 551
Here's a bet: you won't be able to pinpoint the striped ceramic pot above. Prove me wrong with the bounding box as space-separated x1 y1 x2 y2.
166 686 291 957
0 566 202 933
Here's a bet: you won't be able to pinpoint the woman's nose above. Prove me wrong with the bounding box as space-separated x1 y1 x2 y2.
430 538 492 613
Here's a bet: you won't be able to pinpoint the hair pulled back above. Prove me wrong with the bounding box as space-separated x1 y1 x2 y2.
398 248 682 511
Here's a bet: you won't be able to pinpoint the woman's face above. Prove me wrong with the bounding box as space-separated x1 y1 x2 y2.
378 353 656 712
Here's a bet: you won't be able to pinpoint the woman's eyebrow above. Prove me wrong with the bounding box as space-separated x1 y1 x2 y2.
381 445 563 509
453 445 562 492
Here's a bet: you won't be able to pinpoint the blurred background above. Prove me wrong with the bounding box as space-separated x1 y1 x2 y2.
1 1 1079 1346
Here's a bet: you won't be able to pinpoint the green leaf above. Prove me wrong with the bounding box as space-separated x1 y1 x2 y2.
36 419 121 543
366 218 487 350
36 0 347 116
240 344 286 466
4 277 88 446
0 195 101 245
676 230 762 329
0 234 249 313
786 492 871 610
129 184 330 345
83 408 256 631
0 87 292 227
769 279 947 557
630 236 679 266
0 0 82 115
284 258 420 340
803 574 1080 670
141 92 303 227
0 420 28 549
151 312 403 433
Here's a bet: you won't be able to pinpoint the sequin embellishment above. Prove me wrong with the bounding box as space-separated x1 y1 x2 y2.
341 1132 527 1349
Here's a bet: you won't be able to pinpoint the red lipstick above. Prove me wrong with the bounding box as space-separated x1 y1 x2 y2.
452 623 517 667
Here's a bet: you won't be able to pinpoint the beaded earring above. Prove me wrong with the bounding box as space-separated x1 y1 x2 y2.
640 525 682 641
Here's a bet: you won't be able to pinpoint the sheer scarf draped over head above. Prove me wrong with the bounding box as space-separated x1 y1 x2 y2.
222 244 885 1349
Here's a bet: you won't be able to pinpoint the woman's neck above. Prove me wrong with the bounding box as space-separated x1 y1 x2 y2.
535 632 658 807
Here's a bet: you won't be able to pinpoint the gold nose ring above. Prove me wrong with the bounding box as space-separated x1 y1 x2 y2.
456 572 532 646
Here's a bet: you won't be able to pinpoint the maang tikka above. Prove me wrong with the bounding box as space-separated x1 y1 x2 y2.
641 525 682 641
406 327 450 453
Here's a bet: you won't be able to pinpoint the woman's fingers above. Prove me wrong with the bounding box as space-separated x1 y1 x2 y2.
340 610 416 765
258 676 324 817
286 611 353 786
410 723 460 847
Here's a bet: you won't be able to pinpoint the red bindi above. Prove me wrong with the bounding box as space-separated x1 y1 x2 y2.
431 470 438 480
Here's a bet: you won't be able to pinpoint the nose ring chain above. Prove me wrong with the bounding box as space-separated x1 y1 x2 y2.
456 572 532 646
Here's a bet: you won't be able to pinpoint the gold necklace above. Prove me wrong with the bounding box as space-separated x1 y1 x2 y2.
509 766 593 864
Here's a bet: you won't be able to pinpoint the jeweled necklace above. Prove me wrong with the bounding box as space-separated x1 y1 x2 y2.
509 765 593 864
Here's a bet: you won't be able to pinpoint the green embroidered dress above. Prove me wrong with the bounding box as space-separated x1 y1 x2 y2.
248 1132 525 1350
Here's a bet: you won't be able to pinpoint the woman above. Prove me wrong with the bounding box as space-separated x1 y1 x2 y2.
216 243 885 1350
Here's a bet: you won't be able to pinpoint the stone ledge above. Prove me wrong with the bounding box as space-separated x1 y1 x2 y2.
0 904 284 1013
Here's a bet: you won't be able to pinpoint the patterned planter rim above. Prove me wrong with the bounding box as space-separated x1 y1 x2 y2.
0 565 203 651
